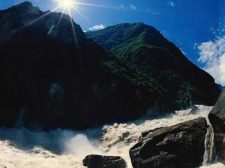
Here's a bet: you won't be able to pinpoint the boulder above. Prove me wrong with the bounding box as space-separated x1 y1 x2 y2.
129 117 208 168
83 155 126 168
209 89 225 160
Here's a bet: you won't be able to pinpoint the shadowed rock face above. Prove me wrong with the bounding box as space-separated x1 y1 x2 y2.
129 118 208 168
83 155 127 168
0 2 104 129
209 89 225 160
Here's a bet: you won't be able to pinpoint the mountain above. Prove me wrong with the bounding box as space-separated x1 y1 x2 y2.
0 2 169 129
0 2 109 129
0 2 220 130
87 23 220 108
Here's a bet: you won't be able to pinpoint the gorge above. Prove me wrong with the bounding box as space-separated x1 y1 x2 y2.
0 1 224 168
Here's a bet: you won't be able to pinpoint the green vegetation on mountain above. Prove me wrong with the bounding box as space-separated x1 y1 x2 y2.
87 23 220 109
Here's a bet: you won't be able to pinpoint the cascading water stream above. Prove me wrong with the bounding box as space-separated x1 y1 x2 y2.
203 123 216 165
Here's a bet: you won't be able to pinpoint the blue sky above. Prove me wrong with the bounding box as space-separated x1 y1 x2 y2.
0 0 225 84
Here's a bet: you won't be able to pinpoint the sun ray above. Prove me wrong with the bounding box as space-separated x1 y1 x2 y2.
72 7 89 23
47 25 55 35
74 2 116 9
68 9 79 49
12 7 59 35
57 8 66 27
26 7 59 27
14 0 117 47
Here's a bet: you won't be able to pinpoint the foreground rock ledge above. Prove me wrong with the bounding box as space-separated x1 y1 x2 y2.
209 89 225 160
129 117 207 168
83 155 127 168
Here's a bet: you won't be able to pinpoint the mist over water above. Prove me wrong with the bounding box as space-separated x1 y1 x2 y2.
0 127 102 168
0 105 223 168
0 127 102 155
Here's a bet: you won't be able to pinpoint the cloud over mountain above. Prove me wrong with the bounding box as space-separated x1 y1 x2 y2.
89 24 105 31
198 36 225 85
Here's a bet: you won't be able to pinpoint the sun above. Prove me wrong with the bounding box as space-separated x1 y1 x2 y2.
25 0 112 48
58 0 75 10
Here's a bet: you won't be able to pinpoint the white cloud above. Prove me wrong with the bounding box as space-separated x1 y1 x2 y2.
197 36 225 85
169 1 175 7
119 4 138 11
89 24 105 31
130 4 137 10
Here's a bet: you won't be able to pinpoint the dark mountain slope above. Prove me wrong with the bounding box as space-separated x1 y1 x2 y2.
87 23 220 107
0 2 173 129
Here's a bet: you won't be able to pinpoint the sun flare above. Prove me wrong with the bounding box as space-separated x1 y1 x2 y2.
25 0 112 46
58 0 75 10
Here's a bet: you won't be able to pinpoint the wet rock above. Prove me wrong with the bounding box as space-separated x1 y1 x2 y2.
83 155 126 168
209 89 225 160
130 117 208 168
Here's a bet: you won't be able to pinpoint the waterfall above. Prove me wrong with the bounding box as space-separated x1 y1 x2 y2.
203 125 215 165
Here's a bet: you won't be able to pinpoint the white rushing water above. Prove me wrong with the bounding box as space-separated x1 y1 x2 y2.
0 105 223 168
203 125 216 165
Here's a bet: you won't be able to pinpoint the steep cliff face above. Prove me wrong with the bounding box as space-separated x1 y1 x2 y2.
87 23 220 108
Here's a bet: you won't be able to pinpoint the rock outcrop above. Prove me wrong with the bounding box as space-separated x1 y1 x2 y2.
129 117 208 168
83 155 126 168
209 89 225 160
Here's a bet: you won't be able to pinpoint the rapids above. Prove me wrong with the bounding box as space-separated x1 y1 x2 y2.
0 105 223 168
